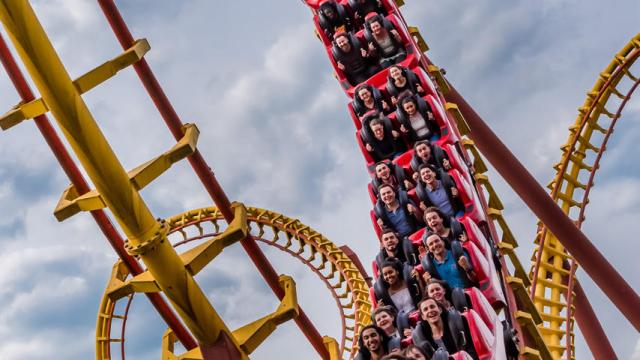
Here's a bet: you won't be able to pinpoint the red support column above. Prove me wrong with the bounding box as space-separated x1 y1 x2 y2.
0 34 198 350
573 281 618 359
95 1 330 358
443 84 640 331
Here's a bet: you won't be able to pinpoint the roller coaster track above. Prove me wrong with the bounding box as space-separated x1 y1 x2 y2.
0 0 634 358
530 33 640 359
96 206 373 360
303 0 558 357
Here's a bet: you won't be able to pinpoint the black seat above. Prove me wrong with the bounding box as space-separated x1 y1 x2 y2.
415 169 464 216
317 0 352 38
352 83 387 117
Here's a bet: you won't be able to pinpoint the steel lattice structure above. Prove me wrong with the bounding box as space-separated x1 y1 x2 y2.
97 206 372 360
530 33 640 359
0 0 637 359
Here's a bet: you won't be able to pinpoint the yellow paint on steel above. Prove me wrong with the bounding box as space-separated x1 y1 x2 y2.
406 21 553 357
0 0 245 352
163 275 301 358
0 39 148 131
530 32 640 359
54 123 199 221
461 137 553 360
96 206 372 360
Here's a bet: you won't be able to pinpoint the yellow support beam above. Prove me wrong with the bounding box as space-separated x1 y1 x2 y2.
0 0 239 351
0 97 47 129
162 275 300 358
323 337 342 360
461 138 489 174
53 123 200 221
445 102 470 135
0 38 149 130
408 26 429 52
180 203 248 275
53 185 106 222
232 275 299 354
128 123 200 190
107 203 248 300
74 38 150 94
428 64 450 93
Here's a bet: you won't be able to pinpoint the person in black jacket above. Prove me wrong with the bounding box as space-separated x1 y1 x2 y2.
333 32 380 85
363 116 406 162
375 229 420 268
423 206 468 246
410 141 451 182
375 258 423 314
412 298 478 359
364 13 406 68
348 0 385 24
353 83 390 119
371 161 413 199
387 65 425 105
415 164 463 218
318 0 352 38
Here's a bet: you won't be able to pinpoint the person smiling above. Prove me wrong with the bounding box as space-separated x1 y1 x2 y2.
422 233 476 290
412 298 478 359
415 164 463 218
355 325 393 360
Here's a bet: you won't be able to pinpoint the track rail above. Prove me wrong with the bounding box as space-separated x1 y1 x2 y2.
303 0 557 358
96 206 372 360
530 33 640 359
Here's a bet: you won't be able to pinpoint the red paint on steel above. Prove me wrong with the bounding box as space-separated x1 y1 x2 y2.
199 333 244 360
564 69 640 360
419 54 527 348
564 260 577 360
0 34 198 351
573 281 618 359
95 1 330 358
340 245 373 287
120 294 134 360
443 84 640 331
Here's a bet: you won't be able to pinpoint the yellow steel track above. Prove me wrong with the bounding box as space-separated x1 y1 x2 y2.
529 33 640 359
96 206 372 360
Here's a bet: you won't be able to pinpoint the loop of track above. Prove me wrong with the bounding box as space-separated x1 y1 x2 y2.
96 206 372 360
529 33 640 359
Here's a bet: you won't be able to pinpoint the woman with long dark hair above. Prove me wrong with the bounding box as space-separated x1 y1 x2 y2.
355 324 393 360
412 298 478 359
374 258 423 313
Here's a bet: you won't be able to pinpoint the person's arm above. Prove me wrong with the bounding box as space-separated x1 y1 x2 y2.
411 266 425 295
404 178 414 190
457 253 477 282
408 200 423 223
366 142 374 152
390 29 402 42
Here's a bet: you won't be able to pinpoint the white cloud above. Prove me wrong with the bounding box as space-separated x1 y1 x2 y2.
0 1 638 359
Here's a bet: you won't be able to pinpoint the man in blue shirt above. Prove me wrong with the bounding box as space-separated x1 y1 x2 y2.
376 184 421 237
422 233 475 289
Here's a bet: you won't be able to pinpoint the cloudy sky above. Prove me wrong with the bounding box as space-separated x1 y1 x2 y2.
0 0 638 359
